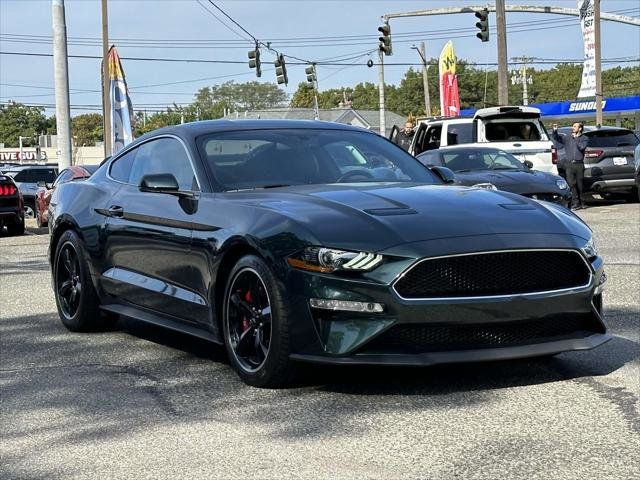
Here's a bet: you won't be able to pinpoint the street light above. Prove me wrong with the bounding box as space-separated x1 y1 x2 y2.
411 44 431 116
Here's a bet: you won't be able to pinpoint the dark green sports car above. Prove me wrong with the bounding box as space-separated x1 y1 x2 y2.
49 120 609 387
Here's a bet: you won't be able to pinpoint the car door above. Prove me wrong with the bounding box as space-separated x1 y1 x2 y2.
388 125 400 145
102 136 204 323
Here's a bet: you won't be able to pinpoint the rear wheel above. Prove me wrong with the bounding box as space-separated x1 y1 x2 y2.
23 201 35 219
53 230 108 331
222 255 295 387
6 217 25 236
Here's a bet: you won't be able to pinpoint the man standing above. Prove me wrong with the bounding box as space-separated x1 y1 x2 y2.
552 122 589 209
396 121 415 152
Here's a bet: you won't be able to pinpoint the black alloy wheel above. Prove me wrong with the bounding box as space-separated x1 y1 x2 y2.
222 255 294 387
56 243 82 319
226 267 272 372
53 230 109 331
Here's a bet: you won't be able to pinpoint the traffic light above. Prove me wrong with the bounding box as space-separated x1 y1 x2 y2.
305 64 316 86
274 54 288 86
378 23 392 56
475 8 489 42
248 47 261 77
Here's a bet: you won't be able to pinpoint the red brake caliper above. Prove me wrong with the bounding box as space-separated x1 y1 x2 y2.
241 289 253 332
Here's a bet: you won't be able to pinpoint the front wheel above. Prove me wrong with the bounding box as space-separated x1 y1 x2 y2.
222 255 295 387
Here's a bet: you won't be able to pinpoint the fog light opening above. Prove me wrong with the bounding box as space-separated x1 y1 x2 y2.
309 298 384 313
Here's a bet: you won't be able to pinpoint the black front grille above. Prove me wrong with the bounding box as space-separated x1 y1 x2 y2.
361 314 602 354
394 250 590 299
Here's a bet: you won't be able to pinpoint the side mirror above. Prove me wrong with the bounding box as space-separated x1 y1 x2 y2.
139 173 192 197
523 160 534 169
429 165 456 184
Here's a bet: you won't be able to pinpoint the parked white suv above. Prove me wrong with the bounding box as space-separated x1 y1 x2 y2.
391 106 558 174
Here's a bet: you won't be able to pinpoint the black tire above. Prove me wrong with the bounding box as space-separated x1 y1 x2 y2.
53 230 106 332
23 200 36 219
6 217 25 236
222 255 295 388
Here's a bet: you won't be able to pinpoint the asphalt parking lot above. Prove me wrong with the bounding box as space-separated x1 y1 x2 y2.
1 203 639 480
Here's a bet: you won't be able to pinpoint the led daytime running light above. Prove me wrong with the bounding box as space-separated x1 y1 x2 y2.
309 298 384 313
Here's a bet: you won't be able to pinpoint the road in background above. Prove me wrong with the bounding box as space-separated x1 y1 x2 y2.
1 204 638 479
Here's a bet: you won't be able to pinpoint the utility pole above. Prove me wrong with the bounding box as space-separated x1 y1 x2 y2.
495 0 509 105
412 42 432 116
52 0 72 169
511 56 533 105
594 0 603 126
378 50 386 136
101 0 111 157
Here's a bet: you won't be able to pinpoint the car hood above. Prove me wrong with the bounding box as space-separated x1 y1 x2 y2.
453 169 561 194
230 183 590 251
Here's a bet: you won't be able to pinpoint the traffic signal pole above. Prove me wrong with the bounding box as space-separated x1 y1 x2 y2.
378 49 386 136
495 0 509 105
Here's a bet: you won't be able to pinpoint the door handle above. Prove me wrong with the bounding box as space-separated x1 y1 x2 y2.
107 205 124 218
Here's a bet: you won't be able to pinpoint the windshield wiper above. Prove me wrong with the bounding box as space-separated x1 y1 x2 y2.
491 166 519 170
261 184 292 189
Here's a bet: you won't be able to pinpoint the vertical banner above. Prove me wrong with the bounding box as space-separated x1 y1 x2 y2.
577 0 596 98
438 41 461 117
108 46 134 154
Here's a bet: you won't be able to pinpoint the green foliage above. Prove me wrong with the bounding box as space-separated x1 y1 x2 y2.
71 113 103 146
0 102 48 147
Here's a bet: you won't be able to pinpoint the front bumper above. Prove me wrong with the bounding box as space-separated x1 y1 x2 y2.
284 238 608 365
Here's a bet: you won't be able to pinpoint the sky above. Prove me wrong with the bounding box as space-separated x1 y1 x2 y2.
0 0 639 116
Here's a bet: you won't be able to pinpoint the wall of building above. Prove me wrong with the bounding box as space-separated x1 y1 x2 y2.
0 146 105 166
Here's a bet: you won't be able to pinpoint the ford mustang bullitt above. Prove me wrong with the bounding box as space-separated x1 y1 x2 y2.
49 120 609 387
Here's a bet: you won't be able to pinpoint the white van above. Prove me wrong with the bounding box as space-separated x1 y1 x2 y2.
390 106 558 174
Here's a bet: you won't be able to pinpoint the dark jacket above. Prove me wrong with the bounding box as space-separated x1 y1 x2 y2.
552 130 589 163
396 130 415 152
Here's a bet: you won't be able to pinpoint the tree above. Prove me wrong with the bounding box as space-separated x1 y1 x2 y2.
202 81 287 112
71 113 103 146
290 83 316 108
0 102 48 147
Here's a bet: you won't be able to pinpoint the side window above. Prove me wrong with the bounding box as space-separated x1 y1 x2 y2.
32 169 58 183
447 123 474 145
53 169 72 187
109 148 137 183
417 151 441 167
129 137 198 191
13 171 28 182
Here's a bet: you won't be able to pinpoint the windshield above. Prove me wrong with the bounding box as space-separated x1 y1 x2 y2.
199 128 440 190
587 130 639 148
441 149 525 172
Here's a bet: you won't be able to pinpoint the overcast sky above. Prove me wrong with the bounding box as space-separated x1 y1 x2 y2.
1 0 638 115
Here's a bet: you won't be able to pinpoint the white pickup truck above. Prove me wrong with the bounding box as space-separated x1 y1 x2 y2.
391 106 558 174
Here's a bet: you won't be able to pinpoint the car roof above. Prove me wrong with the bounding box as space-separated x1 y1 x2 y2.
139 119 369 139
557 125 634 134
3 164 58 171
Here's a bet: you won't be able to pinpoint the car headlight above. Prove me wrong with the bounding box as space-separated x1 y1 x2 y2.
472 183 498 190
556 179 569 190
287 247 383 273
581 237 598 260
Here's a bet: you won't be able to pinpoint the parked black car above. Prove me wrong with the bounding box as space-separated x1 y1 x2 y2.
3 165 58 218
553 126 639 200
416 146 571 207
0 173 25 236
49 120 609 387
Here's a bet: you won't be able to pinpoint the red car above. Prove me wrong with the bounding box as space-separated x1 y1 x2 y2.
35 165 97 227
